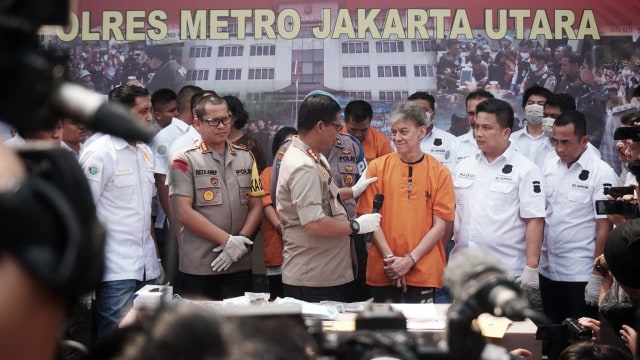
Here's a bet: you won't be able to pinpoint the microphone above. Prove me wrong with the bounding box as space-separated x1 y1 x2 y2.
363 193 384 242
443 249 529 320
54 83 155 143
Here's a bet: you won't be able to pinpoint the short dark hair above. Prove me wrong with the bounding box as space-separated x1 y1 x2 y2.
522 85 553 109
465 90 494 107
190 90 218 114
223 95 249 130
297 94 340 133
562 52 582 66
151 88 177 108
446 39 460 48
408 91 435 110
620 111 640 126
344 100 373 124
176 85 203 113
145 46 170 62
554 110 587 138
518 39 533 49
109 85 150 109
530 49 546 61
476 98 514 130
545 94 576 113
271 127 298 157
558 341 632 360
194 95 227 120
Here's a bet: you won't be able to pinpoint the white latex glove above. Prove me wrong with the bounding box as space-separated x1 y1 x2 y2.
355 213 382 234
211 247 233 272
223 235 253 262
585 274 603 306
519 265 539 289
351 173 378 198
154 260 166 285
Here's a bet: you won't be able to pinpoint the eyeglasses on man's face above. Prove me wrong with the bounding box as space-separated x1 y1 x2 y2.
200 114 233 127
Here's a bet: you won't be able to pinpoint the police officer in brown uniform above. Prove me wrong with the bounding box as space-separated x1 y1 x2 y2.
169 95 264 300
276 93 381 302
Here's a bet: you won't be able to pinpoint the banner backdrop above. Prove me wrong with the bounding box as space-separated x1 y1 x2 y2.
42 0 640 171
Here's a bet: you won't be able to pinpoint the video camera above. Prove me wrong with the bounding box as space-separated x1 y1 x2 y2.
595 200 640 219
614 127 640 142
536 318 593 360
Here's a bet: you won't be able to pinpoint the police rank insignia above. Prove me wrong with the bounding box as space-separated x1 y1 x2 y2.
533 181 541 193
345 165 353 172
203 190 215 201
502 164 513 174
579 170 589 181
344 174 354 186
434 138 442 146
342 148 352 155
142 149 151 162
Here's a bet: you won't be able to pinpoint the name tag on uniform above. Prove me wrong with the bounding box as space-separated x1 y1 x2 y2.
116 168 132 175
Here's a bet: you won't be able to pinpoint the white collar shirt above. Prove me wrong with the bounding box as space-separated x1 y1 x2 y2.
455 130 477 164
150 118 190 176
169 125 200 160
79 135 160 282
420 127 458 173
539 149 619 281
451 143 546 277
510 126 555 169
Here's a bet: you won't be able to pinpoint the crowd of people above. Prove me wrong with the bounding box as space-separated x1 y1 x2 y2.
3 40 640 359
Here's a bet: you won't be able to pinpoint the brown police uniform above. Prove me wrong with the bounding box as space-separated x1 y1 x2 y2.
169 140 263 275
324 133 363 218
276 136 354 287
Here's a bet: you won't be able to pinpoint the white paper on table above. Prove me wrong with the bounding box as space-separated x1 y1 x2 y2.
390 303 446 330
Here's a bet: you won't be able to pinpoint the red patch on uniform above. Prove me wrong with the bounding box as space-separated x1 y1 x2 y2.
171 159 189 172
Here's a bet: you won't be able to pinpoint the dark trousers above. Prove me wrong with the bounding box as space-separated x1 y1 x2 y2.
267 274 284 300
539 274 597 324
283 283 351 302
177 270 253 300
370 285 435 304
349 233 371 302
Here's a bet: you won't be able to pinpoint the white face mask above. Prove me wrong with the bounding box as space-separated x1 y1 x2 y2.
425 112 433 127
542 117 555 137
520 52 530 59
525 104 544 125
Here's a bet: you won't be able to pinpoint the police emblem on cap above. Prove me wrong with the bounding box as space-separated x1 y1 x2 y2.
579 170 589 181
344 174 354 186
533 180 541 193
203 190 215 202
502 164 513 174
211 177 219 187
434 138 442 146
342 148 352 155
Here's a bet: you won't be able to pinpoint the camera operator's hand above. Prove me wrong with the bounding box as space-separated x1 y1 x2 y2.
351 172 378 198
519 265 539 289
509 348 532 359
621 324 637 357
607 214 628 226
354 213 381 234
578 317 601 341
585 274 603 306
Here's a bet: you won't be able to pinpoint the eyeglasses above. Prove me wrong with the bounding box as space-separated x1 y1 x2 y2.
200 115 233 127
324 121 341 131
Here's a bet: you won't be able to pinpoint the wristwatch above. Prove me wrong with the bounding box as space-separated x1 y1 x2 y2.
349 220 360 235
594 255 608 276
